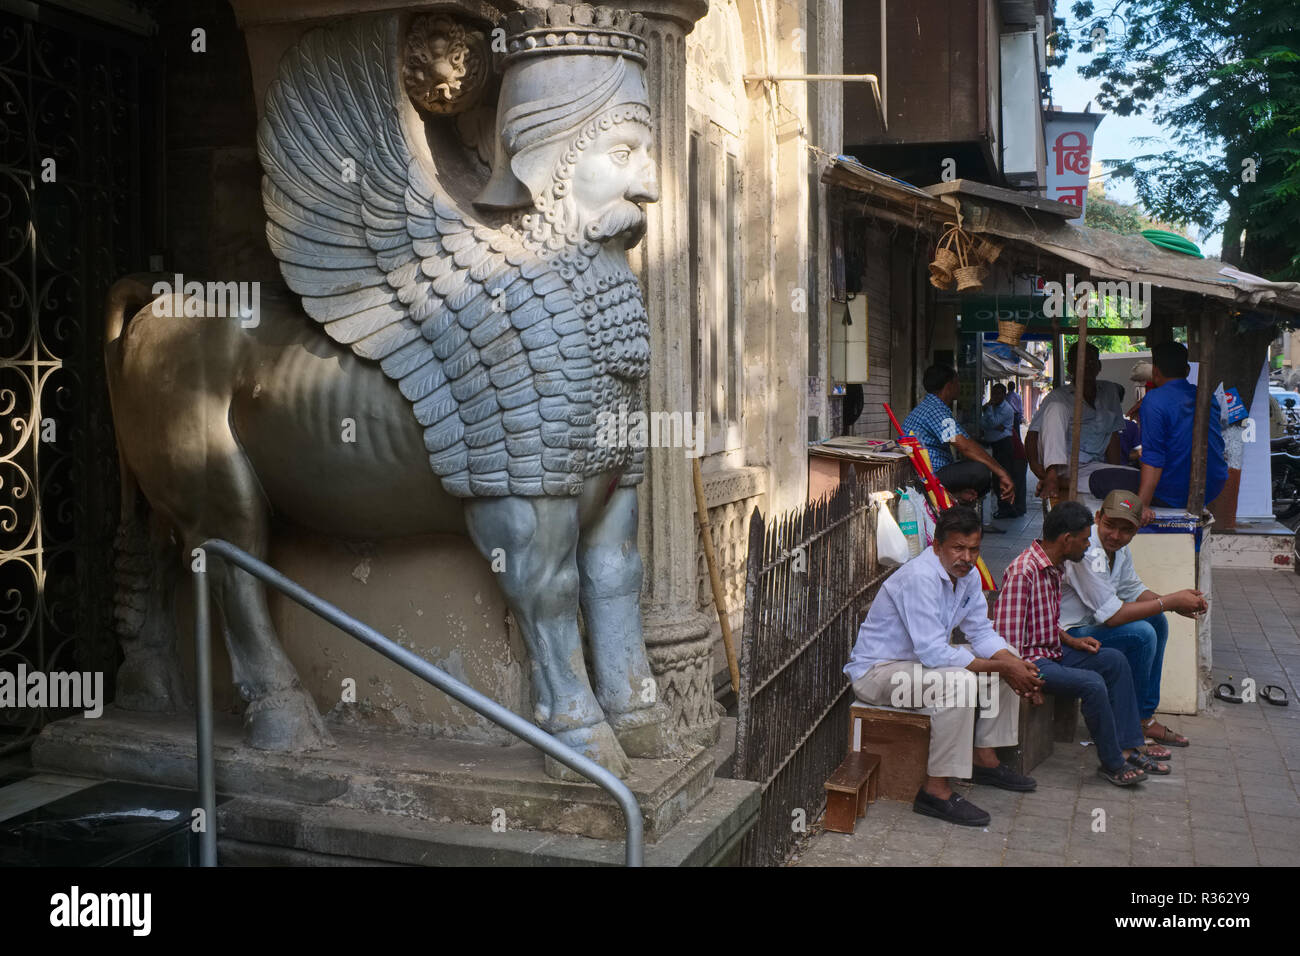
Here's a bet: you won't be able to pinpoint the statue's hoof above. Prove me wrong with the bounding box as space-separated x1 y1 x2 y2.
244 685 334 752
544 720 631 781
608 703 679 758
114 653 191 714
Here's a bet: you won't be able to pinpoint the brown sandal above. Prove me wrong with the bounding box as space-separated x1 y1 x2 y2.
1143 719 1189 747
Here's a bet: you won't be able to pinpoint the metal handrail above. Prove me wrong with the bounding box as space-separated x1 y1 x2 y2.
190 538 644 867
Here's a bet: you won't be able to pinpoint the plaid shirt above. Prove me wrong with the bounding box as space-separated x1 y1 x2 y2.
901 393 968 471
993 540 1064 663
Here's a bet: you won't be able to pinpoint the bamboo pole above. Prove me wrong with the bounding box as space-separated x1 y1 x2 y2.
1067 317 1089 500
692 458 740 695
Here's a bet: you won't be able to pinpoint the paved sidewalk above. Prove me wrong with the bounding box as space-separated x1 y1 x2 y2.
794 521 1300 866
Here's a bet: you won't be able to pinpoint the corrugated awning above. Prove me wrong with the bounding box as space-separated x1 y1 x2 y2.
960 199 1300 315
824 158 1300 316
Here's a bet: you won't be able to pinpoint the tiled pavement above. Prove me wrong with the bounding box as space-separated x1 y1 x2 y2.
793 511 1300 866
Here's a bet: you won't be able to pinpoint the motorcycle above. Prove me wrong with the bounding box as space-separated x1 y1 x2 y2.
1274 432 1300 522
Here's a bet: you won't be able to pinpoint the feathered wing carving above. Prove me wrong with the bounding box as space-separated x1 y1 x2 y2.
258 15 603 497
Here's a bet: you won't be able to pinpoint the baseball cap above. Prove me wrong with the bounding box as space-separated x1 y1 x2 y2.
1100 490 1143 527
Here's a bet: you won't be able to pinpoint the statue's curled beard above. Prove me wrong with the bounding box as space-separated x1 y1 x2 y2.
585 200 648 247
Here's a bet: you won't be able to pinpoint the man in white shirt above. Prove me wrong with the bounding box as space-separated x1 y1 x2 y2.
1026 343 1140 500
1059 491 1207 751
846 505 1043 826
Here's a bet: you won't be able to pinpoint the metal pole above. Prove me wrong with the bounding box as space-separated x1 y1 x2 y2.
193 561 217 867
199 540 644 866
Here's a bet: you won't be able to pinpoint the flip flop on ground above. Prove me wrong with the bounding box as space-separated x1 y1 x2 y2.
1261 685 1290 707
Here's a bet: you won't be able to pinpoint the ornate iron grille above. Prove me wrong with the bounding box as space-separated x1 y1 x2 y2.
0 3 152 752
734 461 907 866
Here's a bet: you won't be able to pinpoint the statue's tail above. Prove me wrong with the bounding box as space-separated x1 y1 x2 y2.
103 275 182 683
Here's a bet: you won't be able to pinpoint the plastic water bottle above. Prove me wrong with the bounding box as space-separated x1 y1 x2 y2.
897 489 922 558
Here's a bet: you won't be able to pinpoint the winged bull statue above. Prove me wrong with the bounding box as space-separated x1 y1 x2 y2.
102 7 676 779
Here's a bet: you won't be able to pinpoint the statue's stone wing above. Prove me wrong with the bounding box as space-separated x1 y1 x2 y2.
258 15 593 497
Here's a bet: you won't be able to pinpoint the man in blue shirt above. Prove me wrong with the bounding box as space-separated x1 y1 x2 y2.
902 365 1015 510
1137 342 1227 518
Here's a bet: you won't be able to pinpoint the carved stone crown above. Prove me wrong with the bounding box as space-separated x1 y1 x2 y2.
501 3 648 67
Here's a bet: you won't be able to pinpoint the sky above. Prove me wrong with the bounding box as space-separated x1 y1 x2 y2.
1047 24 1225 256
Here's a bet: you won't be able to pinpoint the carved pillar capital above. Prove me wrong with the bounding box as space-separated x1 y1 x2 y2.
598 0 710 32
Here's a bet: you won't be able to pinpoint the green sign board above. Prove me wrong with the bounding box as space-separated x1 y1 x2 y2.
957 289 1150 333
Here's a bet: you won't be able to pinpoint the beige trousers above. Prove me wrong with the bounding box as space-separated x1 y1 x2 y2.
852 660 1021 779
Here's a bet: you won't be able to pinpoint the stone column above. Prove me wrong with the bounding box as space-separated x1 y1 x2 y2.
605 0 718 748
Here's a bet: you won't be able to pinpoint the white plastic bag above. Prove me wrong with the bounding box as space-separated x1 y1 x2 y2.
873 492 910 566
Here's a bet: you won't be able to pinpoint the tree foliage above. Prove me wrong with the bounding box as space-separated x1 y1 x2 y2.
1062 1 1300 281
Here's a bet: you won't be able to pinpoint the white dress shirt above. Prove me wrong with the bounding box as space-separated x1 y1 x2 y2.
1059 527 1149 629
844 547 1012 681
1027 381 1126 470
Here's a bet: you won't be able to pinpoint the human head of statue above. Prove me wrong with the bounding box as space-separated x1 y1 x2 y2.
474 5 657 248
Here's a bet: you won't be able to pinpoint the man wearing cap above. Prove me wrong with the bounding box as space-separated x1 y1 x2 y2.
1136 342 1227 520
1060 491 1208 751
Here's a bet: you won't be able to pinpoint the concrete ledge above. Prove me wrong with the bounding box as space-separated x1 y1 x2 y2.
1210 521 1296 570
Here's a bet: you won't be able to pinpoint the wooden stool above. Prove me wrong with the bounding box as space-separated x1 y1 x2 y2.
822 751 881 834
849 703 931 801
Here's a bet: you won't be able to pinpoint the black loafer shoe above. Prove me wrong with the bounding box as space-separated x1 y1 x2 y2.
912 788 991 827
971 762 1038 792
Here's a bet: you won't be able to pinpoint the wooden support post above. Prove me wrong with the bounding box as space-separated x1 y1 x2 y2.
1067 320 1089 500
1187 305 1216 515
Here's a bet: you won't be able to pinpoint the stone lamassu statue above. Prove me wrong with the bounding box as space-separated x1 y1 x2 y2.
103 7 672 779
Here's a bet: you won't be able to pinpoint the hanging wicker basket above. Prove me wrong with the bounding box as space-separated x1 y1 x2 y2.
953 265 984 292
928 264 954 290
997 318 1028 346
970 235 1004 265
932 245 960 273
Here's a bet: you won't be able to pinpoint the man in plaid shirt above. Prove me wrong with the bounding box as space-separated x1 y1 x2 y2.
902 365 1015 509
994 501 1164 786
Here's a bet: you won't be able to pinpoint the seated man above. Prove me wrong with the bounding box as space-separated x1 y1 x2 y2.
845 505 1041 827
994 500 1167 786
1137 342 1227 520
902 365 1015 516
981 384 1018 520
1026 342 1140 501
1061 491 1207 751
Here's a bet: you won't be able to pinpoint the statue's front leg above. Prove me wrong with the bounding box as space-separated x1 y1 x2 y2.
464 495 630 780
578 487 675 757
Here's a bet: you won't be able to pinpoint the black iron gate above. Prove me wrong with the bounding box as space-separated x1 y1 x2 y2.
734 462 906 866
0 1 157 752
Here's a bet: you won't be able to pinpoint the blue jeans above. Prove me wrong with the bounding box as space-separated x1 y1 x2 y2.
1034 646 1144 772
1068 613 1169 721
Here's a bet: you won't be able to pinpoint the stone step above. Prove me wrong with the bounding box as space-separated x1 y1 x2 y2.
33 707 721 842
216 778 760 867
